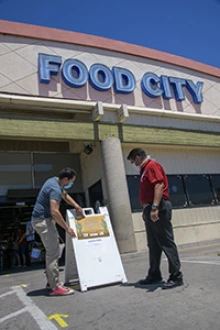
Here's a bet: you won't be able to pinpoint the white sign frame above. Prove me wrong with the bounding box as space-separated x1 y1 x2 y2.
65 207 127 292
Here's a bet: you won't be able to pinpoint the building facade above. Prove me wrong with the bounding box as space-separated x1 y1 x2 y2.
0 20 220 254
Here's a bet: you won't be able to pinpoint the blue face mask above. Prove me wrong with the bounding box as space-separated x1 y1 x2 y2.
64 181 74 190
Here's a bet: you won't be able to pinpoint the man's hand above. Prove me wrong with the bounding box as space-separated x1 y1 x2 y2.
150 209 159 222
66 227 76 238
75 207 85 220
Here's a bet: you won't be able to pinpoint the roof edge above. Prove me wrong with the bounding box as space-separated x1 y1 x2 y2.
0 19 219 78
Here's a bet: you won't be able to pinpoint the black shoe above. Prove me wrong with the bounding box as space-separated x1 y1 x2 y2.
139 276 163 285
162 274 183 289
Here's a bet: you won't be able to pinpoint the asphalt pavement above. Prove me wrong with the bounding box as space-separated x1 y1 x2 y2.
1 242 220 330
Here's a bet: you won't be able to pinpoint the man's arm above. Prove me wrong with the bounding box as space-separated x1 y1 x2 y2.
50 199 76 237
62 192 85 218
153 182 164 206
150 182 164 222
62 191 80 209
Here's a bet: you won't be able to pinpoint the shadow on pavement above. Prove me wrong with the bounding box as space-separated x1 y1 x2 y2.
121 281 165 292
27 288 49 297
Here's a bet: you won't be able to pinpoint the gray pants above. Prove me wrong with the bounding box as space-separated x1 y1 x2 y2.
143 199 181 278
32 218 60 288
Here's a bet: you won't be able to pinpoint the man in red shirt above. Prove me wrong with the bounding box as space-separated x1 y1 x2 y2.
127 148 183 289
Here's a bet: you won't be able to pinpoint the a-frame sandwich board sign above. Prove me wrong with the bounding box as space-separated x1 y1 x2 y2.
65 207 127 292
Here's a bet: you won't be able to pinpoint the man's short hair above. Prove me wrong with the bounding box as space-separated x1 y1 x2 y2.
127 148 147 161
58 167 77 180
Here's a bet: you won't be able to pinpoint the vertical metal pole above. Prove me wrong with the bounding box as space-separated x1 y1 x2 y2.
31 152 35 188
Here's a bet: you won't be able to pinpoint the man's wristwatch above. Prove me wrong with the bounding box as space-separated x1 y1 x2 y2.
151 204 159 210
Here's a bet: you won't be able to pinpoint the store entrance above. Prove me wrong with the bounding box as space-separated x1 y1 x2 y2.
0 151 85 272
88 180 104 212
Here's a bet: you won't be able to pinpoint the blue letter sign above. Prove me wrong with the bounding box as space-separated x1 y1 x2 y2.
89 64 113 91
112 67 136 94
38 53 203 104
62 59 88 88
38 54 62 83
141 73 163 98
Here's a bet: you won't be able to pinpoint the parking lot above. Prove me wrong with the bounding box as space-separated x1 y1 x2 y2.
1 243 220 330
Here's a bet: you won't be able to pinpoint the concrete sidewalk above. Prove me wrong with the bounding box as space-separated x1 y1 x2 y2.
1 242 220 330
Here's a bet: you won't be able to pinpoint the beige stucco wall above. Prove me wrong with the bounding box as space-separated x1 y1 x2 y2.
0 34 220 118
78 142 108 206
122 144 220 175
132 207 220 251
80 143 103 190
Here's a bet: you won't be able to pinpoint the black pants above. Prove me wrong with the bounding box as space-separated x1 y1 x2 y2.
143 199 181 279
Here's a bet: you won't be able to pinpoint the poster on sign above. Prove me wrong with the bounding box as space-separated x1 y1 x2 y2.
75 214 110 240
65 207 127 292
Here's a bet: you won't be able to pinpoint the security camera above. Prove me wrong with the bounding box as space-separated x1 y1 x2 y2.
83 142 93 155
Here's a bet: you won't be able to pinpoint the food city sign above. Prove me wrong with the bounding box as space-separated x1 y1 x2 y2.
38 53 204 104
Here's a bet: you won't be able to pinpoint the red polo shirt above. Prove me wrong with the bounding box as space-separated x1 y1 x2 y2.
139 159 169 205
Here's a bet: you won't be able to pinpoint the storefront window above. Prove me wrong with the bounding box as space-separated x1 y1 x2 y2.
167 175 187 208
210 174 220 204
88 180 103 212
33 153 83 193
0 152 32 203
185 175 215 206
126 175 142 212
126 173 220 211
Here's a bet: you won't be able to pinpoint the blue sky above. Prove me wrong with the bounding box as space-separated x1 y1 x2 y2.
0 0 220 68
